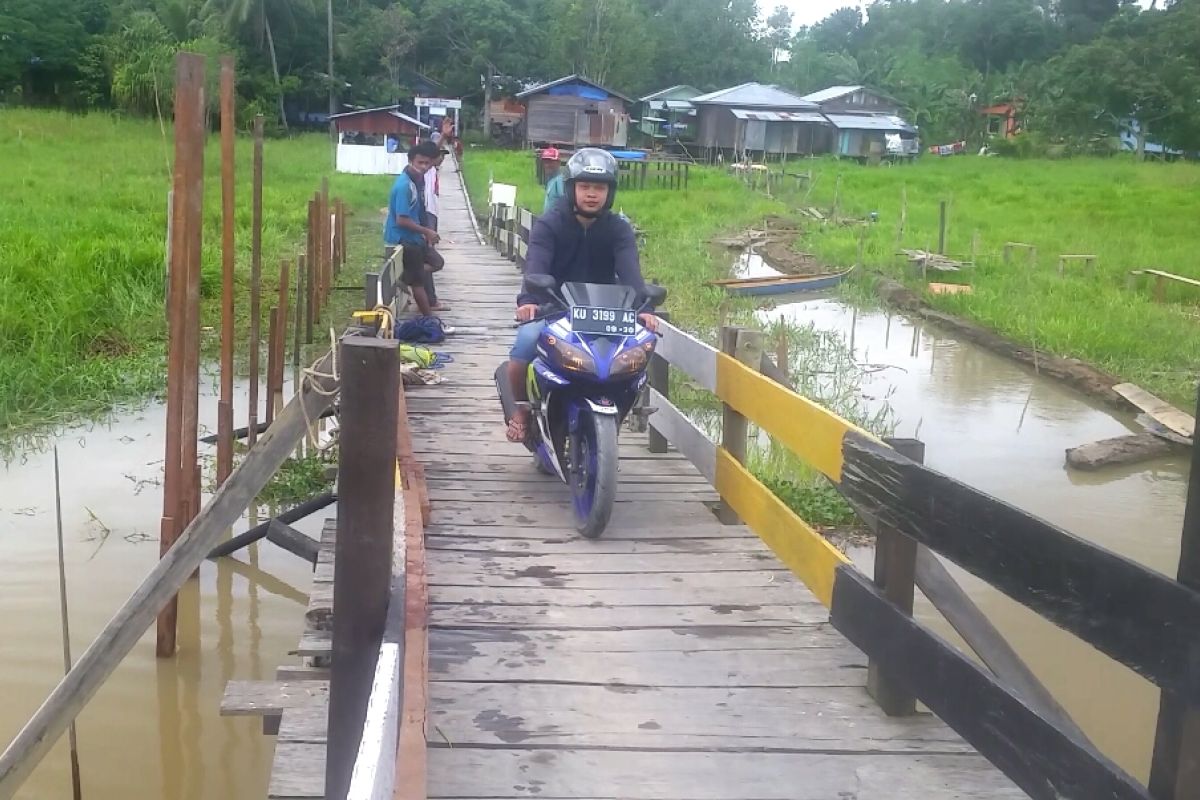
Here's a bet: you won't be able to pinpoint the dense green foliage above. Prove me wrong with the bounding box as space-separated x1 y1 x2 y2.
4 0 1199 151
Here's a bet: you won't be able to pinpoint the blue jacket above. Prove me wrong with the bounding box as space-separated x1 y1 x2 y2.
517 202 646 307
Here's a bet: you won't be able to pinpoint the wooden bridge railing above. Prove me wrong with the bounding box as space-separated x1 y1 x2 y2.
646 319 1200 800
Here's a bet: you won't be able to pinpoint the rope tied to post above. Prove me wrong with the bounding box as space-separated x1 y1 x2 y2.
300 327 341 450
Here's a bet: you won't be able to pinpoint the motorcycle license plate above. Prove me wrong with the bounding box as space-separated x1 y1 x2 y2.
569 306 637 337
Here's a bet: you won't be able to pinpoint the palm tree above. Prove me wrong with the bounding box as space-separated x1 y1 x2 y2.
203 0 310 129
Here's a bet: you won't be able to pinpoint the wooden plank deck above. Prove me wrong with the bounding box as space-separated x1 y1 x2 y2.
258 161 1024 798
410 165 1023 798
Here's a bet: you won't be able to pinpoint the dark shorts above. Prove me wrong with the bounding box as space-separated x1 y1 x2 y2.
386 244 445 287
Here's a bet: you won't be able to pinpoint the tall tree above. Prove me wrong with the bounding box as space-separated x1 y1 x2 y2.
545 0 652 92
201 0 314 128
421 0 543 136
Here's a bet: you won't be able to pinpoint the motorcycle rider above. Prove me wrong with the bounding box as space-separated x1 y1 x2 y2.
506 147 659 443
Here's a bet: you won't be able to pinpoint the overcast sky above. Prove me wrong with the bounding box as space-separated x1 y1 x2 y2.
772 0 1155 29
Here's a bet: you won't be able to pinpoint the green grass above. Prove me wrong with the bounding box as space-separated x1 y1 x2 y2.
763 155 1200 407
0 108 391 433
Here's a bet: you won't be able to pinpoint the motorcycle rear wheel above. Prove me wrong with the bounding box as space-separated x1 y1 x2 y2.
570 412 619 538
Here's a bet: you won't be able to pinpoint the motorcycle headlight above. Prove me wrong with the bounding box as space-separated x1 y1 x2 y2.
611 341 655 377
546 336 596 374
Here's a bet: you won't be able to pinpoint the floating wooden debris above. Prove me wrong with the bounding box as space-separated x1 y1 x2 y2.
1113 383 1194 441
1066 433 1178 471
901 249 967 272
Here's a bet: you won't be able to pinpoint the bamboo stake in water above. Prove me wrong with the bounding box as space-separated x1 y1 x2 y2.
53 448 83 800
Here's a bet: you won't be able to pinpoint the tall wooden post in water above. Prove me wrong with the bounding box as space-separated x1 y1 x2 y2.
217 55 236 484
157 52 207 658
248 116 265 447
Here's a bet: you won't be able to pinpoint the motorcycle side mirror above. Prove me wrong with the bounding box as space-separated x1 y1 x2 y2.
526 274 557 293
639 284 668 311
525 273 566 306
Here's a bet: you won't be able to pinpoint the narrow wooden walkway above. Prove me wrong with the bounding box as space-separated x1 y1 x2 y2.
403 166 1024 798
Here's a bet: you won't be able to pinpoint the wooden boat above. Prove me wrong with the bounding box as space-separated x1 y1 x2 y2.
709 267 855 297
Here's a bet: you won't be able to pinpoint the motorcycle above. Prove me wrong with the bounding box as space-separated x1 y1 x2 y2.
495 274 668 538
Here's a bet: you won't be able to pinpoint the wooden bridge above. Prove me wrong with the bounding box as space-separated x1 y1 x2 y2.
237 164 1196 800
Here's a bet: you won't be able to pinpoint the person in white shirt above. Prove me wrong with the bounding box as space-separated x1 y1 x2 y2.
421 149 449 310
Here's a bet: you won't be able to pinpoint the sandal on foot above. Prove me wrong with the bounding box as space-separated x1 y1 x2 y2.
506 415 528 443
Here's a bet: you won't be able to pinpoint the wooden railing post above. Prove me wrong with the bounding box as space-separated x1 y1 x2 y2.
717 327 763 525
867 436 924 716
327 335 399 800
1149 383 1200 799
646 310 671 450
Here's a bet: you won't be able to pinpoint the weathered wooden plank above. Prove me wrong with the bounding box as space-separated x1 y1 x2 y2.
428 550 782 576
841 431 1200 700
428 584 815 608
425 535 760 555
425 473 711 487
1113 382 1194 439
426 748 1023 799
429 627 863 688
219 680 327 716
657 319 718 392
646 388 717 484
425 489 720 504
429 601 821 628
714 450 849 608
830 566 1150 800
425 504 722 530
268 741 324 799
423 522 752 541
427 565 795 590
428 682 973 752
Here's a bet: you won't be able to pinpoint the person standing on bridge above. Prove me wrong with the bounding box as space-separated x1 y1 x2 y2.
505 148 659 443
421 148 451 311
384 141 444 318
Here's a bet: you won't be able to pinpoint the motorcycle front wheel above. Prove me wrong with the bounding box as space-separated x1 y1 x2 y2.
569 411 619 538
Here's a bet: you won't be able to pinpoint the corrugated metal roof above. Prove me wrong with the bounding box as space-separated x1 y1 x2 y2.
652 99 696 112
825 113 916 133
730 109 826 123
691 83 817 109
801 85 864 104
387 111 432 130
640 84 702 102
516 74 633 103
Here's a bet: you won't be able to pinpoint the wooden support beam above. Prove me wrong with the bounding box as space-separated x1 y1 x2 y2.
207 492 337 559
914 547 1092 747
867 437 923 716
265 520 319 565
0 351 340 797
326 336 399 800
717 328 763 525
307 197 317 342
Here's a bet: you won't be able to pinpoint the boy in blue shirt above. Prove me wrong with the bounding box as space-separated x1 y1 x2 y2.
384 142 444 318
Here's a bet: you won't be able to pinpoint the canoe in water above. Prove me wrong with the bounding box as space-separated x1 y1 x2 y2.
709 267 855 297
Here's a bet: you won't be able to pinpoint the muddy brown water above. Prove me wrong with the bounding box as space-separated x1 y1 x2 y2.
0 370 323 799
0 292 1185 793
760 294 1187 780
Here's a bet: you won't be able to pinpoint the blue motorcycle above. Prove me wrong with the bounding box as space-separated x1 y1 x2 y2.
496 275 667 538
